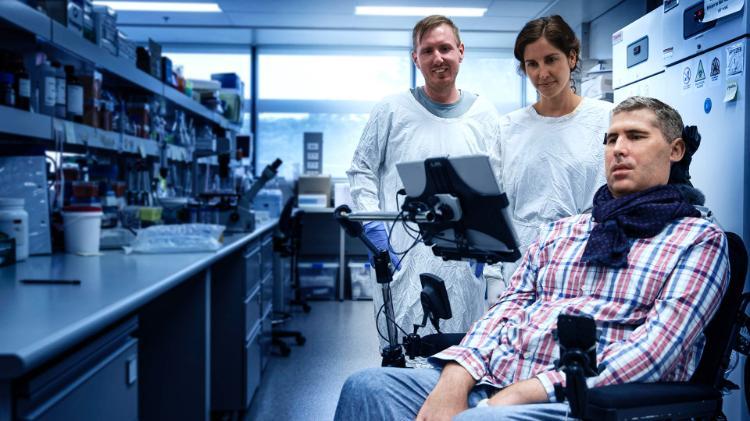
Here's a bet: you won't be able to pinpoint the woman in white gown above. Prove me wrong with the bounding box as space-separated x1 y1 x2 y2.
487 15 614 298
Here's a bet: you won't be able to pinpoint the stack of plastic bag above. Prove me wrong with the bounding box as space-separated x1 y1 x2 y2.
124 224 225 254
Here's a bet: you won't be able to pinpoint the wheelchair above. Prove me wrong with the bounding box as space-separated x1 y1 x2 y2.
424 231 749 420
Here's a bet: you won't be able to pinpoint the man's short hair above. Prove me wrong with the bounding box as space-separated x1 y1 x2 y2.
412 15 461 52
612 96 684 143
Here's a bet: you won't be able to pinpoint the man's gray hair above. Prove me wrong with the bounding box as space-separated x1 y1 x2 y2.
612 96 684 143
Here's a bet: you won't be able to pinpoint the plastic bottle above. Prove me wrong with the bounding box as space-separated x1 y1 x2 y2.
13 57 30 111
0 198 29 261
52 61 66 118
38 59 56 116
65 65 83 123
0 72 15 107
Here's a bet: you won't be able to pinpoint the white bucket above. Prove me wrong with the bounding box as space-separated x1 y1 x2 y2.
63 211 103 254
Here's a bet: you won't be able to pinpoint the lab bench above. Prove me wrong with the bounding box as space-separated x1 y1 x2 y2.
0 219 279 420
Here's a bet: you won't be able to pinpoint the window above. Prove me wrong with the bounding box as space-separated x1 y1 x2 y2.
257 112 369 180
256 49 411 178
415 51 525 114
525 76 537 106
259 54 409 101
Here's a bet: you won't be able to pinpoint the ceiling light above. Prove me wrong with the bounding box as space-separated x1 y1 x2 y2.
92 1 222 12
355 6 486 17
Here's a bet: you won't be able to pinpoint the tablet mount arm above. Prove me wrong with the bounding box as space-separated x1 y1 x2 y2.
334 156 521 367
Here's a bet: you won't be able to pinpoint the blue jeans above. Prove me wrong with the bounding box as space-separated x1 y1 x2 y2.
334 367 573 421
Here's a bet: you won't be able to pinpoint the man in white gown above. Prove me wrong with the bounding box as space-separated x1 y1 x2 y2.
347 15 502 348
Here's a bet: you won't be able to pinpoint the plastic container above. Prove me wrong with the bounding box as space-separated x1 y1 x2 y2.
38 59 56 116
0 198 28 261
159 197 189 224
52 61 66 118
298 261 339 300
252 189 283 219
72 181 99 199
348 261 372 300
63 206 103 254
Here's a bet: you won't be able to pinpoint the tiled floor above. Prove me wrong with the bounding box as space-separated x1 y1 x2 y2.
246 300 381 421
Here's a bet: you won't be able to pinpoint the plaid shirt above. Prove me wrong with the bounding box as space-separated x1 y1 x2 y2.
432 213 729 401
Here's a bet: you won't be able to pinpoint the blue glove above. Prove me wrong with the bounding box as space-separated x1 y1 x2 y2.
470 261 485 278
363 222 401 270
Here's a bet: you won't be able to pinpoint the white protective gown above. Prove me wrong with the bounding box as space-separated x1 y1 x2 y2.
492 97 613 295
347 90 502 347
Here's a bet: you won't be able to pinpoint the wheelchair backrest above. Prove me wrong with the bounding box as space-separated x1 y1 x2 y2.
690 232 748 386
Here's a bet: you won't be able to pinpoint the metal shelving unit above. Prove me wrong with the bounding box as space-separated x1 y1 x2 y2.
51 21 163 96
0 105 52 140
0 2 237 134
0 0 51 39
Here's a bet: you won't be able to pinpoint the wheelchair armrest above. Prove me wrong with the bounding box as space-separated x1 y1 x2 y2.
585 382 721 418
417 333 465 356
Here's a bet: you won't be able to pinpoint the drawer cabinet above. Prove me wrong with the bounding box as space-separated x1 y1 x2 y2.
245 242 261 294
211 230 277 412
15 319 139 421
243 326 262 408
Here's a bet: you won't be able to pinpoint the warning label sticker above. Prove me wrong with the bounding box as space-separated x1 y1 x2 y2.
695 60 706 88
727 42 744 76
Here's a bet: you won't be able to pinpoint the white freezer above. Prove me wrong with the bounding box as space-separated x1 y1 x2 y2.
663 38 749 241
662 0 750 66
612 8 664 90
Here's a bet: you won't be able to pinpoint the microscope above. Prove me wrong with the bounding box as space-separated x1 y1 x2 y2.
222 158 283 233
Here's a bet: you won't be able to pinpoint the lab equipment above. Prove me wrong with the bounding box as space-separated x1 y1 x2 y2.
348 261 372 300
21 279 81 285
297 174 331 206
0 155 52 255
335 155 519 367
223 158 282 233
0 197 28 261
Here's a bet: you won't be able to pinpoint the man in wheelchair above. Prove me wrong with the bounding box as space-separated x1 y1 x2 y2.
334 96 731 421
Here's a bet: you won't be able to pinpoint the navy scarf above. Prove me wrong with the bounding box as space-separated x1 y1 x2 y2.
581 184 700 268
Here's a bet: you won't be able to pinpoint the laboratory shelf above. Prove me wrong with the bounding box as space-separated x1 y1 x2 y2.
0 1 51 40
0 106 183 160
144 138 159 157
53 118 119 151
50 118 169 159
0 2 238 132
50 20 163 96
121 134 160 158
0 105 52 140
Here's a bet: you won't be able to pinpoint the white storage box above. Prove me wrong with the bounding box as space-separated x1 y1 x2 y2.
297 194 328 208
348 261 372 300
298 261 338 300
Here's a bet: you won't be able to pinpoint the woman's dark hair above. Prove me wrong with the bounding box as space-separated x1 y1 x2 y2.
514 15 580 75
